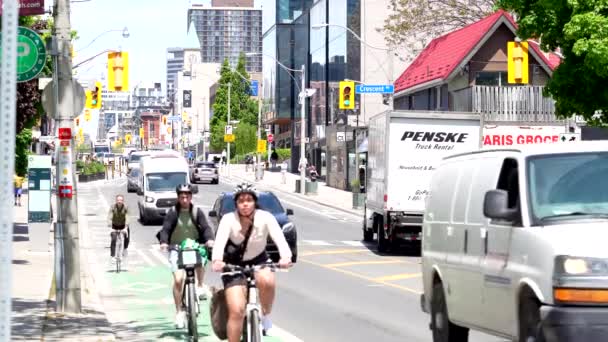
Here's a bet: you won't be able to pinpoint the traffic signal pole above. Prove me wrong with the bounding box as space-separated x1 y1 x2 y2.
299 64 306 195
53 0 82 313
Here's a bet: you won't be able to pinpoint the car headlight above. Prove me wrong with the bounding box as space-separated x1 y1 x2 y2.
145 196 155 203
282 222 296 235
555 255 608 276
554 255 608 304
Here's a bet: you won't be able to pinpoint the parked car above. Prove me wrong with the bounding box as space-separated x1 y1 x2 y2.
127 167 140 193
190 161 219 184
208 191 297 262
102 153 116 165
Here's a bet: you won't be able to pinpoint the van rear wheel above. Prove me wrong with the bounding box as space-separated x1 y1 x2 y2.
431 282 469 342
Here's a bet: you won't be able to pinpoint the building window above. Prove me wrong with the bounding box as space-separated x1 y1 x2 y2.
475 71 511 86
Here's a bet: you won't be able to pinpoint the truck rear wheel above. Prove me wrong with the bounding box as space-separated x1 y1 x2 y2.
376 217 389 253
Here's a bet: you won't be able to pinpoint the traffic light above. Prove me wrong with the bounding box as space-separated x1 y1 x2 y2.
125 134 132 144
339 81 355 110
107 51 129 91
75 117 80 127
162 116 167 125
183 90 192 108
508 41 529 84
86 81 102 109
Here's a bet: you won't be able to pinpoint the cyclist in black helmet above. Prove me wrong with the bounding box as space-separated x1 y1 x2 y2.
211 182 292 340
159 183 215 329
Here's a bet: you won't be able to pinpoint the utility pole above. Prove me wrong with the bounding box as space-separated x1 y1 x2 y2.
299 64 306 195
227 82 231 177
0 0 19 338
255 82 263 181
53 0 82 313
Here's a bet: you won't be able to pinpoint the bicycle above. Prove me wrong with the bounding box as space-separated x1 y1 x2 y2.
221 262 284 342
112 228 128 273
171 241 209 341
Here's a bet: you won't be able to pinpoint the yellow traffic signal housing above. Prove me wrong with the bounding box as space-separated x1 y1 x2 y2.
107 51 129 91
508 41 529 84
75 117 80 127
86 81 102 109
162 116 168 125
339 81 355 110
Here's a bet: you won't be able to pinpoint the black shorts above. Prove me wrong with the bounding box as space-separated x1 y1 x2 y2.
221 252 269 289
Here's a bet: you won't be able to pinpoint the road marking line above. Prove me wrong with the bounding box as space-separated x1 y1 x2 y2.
149 247 170 266
299 258 422 295
324 260 408 268
374 273 422 281
135 249 156 267
300 249 369 256
301 240 334 246
279 199 343 220
340 240 367 247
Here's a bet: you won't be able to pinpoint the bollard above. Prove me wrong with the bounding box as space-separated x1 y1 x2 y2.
105 164 109 180
112 164 115 179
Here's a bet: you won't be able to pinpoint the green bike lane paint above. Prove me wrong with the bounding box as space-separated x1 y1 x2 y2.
106 265 283 341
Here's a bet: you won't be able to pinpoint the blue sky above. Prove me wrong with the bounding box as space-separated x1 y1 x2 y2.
49 0 195 90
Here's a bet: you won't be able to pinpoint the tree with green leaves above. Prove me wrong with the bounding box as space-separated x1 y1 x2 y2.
210 53 259 153
382 0 496 61
499 0 608 123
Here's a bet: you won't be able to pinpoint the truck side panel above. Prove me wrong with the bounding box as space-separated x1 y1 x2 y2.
385 115 482 212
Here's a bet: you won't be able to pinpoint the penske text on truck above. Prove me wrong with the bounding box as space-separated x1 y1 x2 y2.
363 111 482 253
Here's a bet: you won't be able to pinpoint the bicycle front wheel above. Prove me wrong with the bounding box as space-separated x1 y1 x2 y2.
187 283 198 340
248 310 261 342
116 236 123 273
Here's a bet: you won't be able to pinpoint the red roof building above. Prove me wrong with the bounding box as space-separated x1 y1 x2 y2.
393 10 562 119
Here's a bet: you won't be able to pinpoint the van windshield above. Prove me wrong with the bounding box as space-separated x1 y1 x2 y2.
527 152 608 222
146 172 187 192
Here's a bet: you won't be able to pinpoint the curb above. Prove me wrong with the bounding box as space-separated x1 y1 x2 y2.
225 173 364 218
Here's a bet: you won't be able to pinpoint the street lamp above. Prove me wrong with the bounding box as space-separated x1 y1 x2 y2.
76 27 129 53
245 52 315 195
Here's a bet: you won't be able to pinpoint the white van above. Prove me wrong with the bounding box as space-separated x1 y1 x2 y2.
137 153 197 225
420 141 608 342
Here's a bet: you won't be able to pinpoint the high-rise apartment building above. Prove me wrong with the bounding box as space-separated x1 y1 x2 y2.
166 48 185 94
188 3 262 72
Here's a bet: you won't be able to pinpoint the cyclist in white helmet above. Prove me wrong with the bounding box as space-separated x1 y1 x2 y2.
211 182 292 341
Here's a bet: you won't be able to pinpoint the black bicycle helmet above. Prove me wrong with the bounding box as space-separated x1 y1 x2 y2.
176 183 193 194
233 182 258 203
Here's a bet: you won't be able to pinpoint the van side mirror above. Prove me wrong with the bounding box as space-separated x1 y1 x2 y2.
208 210 217 217
483 190 516 221
286 208 294 216
191 185 199 194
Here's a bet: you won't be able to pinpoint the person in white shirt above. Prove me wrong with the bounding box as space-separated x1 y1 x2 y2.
212 182 292 342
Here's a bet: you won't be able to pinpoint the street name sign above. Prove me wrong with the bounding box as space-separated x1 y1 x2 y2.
355 84 394 94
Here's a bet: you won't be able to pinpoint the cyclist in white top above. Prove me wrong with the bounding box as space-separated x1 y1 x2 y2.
212 182 292 342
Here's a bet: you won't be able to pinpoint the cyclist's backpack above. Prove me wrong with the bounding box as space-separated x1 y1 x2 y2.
210 286 228 339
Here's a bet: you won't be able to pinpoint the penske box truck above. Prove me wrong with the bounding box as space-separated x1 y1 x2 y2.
363 111 483 253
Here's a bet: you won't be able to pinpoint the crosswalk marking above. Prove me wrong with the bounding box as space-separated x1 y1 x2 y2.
340 240 366 247
301 240 333 246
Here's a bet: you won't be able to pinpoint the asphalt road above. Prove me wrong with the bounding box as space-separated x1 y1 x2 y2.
78 176 508 342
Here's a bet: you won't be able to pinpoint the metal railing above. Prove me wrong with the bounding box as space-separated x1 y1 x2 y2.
451 85 560 122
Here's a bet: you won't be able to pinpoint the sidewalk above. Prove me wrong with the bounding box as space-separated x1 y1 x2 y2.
223 164 364 217
11 194 115 341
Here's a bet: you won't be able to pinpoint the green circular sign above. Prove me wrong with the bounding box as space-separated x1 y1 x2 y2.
16 27 47 82
0 27 47 82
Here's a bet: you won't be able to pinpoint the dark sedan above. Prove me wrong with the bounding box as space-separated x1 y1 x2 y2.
208 191 297 263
